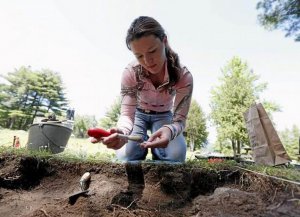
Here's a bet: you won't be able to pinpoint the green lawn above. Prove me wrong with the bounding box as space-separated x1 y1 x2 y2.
0 129 199 160
0 129 115 160
0 129 194 161
0 129 28 147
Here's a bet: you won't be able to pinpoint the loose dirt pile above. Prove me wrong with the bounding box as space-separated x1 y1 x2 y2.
0 154 299 217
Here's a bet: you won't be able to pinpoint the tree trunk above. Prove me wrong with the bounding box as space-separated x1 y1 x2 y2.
28 92 39 125
231 139 236 157
219 141 223 152
22 92 29 109
21 118 32 130
237 140 241 155
18 117 23 130
190 137 195 152
9 118 14 129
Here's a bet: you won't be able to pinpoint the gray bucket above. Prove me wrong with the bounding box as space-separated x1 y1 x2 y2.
27 121 73 154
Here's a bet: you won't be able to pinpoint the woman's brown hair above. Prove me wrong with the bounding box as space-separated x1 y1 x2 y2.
126 16 181 86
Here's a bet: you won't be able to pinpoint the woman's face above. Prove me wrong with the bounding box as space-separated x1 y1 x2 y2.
130 34 167 75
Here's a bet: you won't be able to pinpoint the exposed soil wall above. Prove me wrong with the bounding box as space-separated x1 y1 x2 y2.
0 154 299 217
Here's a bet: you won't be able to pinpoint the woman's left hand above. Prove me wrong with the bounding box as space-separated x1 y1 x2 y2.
140 127 172 148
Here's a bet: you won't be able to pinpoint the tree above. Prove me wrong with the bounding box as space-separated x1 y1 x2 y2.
0 66 35 128
73 115 97 138
257 0 300 41
185 99 208 151
210 57 279 157
0 66 69 129
99 97 121 129
279 125 300 160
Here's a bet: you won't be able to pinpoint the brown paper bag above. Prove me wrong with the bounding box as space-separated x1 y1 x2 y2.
243 103 291 166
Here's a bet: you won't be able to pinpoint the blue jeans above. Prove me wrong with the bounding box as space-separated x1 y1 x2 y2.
116 109 187 162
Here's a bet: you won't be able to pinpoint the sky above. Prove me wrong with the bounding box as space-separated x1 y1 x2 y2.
0 0 299 143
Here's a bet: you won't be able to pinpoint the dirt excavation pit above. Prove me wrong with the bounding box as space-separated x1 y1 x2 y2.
0 154 299 217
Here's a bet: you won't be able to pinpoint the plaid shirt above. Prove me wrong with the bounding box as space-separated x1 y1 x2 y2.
117 60 193 140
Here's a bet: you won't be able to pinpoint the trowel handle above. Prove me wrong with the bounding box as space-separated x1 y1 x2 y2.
87 128 112 138
117 134 144 143
80 172 91 182
80 172 91 191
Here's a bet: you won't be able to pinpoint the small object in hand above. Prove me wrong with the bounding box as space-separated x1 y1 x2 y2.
117 134 144 143
87 128 144 143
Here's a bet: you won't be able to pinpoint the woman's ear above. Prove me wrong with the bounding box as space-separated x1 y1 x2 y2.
163 36 168 45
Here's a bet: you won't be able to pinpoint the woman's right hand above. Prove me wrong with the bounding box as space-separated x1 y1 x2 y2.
91 127 126 150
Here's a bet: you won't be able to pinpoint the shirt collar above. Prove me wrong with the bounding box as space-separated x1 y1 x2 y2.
138 61 170 88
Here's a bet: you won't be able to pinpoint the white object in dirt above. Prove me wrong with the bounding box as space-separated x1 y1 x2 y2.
79 172 91 191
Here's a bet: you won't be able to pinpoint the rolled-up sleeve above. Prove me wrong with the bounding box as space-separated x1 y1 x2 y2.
163 69 193 140
116 66 137 135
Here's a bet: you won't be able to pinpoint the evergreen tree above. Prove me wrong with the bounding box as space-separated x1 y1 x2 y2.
279 125 300 160
99 97 121 130
185 99 208 151
0 66 68 129
73 115 97 138
210 57 279 156
257 0 300 41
